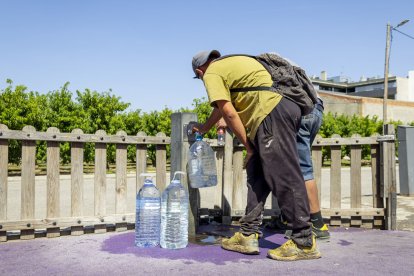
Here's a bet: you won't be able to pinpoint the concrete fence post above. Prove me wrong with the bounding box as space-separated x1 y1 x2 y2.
170 112 199 237
397 126 414 196
381 124 397 230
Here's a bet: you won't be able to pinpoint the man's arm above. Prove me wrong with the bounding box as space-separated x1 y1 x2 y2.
191 107 221 134
199 107 222 134
215 100 253 157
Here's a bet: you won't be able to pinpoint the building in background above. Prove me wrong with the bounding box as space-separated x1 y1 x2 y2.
311 71 414 102
311 71 414 123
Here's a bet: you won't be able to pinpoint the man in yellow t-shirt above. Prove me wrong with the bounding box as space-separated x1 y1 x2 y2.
191 50 321 261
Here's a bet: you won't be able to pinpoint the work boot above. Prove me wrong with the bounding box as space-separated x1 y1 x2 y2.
267 236 321 261
221 232 260 255
312 224 330 239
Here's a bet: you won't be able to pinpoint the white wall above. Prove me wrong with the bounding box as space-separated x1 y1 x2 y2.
319 91 414 123
396 77 409 101
409 71 414 102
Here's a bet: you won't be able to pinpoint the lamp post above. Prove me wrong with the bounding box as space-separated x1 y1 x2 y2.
383 19 409 127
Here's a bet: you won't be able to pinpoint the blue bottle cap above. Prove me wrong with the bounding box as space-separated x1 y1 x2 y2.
195 132 203 141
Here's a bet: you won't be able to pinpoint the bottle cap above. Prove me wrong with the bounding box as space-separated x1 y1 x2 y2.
140 173 155 185
196 132 203 141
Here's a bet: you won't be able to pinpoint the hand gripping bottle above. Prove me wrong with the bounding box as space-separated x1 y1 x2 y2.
187 132 218 188
135 174 161 247
160 171 189 249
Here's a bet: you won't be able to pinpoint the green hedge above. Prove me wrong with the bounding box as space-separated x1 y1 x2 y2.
1 81 413 166
0 81 216 166
319 112 407 161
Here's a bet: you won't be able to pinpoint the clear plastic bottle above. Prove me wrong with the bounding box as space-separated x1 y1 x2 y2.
160 171 189 249
217 127 225 146
135 174 161 247
187 132 218 188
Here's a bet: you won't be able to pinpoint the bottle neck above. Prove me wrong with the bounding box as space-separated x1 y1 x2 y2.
143 180 154 186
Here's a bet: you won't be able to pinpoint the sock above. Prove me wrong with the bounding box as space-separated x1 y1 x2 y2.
310 211 324 228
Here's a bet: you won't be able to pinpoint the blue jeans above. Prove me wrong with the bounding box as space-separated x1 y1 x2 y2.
296 99 324 181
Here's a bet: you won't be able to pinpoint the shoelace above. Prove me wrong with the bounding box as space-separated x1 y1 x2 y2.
280 240 295 249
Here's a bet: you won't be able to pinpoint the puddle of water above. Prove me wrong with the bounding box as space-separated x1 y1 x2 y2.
190 235 222 245
338 239 353 246
100 225 285 265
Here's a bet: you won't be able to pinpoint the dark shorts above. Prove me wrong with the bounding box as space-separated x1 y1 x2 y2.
296 99 324 181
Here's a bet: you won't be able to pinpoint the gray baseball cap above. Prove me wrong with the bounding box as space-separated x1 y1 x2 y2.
192 50 221 78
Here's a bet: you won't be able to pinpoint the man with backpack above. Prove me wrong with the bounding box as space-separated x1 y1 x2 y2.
191 50 321 261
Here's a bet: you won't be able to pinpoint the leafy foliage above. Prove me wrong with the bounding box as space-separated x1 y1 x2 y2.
1 81 412 166
319 112 403 161
140 108 173 165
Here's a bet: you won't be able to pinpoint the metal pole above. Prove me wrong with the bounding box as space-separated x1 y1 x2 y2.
383 23 391 127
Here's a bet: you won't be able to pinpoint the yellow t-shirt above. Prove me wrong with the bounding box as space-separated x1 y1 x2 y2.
203 56 282 141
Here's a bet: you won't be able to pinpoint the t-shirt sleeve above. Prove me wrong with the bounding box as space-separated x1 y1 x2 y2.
203 73 231 107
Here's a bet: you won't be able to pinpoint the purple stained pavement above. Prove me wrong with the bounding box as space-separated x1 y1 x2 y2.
100 225 287 265
1 224 414 275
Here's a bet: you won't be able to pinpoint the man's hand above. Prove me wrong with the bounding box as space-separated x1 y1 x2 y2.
190 122 205 134
216 118 227 129
243 142 254 169
188 108 222 136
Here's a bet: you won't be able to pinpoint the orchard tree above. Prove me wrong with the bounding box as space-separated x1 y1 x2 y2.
0 80 47 163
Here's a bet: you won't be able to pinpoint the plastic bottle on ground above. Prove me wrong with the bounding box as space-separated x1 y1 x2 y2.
135 174 161 247
160 171 189 249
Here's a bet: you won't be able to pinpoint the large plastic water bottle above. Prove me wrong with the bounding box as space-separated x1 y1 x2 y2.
187 132 218 188
135 174 161 247
160 171 189 249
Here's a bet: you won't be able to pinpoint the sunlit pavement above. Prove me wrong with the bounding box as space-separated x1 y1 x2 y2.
1 223 414 276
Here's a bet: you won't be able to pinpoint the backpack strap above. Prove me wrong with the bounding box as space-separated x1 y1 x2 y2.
214 54 255 61
229 86 275 93
230 86 295 103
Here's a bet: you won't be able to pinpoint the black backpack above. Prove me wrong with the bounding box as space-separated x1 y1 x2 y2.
216 53 318 116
